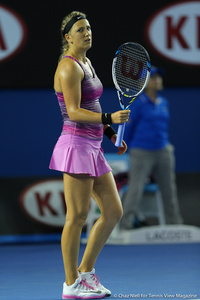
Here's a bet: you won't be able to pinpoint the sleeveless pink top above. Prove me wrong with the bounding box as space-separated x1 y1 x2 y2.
56 56 104 141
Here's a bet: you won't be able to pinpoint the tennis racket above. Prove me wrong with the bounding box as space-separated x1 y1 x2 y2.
112 42 151 147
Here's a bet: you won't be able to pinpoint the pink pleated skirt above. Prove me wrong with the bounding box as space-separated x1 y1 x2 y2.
49 134 112 177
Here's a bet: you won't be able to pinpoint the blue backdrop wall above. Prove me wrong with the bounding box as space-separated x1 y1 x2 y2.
0 87 199 177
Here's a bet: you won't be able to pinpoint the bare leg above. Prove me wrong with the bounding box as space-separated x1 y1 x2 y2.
78 172 123 272
62 173 94 285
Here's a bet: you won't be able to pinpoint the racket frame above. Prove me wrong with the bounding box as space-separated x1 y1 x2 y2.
112 42 151 147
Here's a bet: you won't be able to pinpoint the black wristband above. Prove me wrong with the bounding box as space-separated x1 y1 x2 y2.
102 113 112 125
104 126 116 140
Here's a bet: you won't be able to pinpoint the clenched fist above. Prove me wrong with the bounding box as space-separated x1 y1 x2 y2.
111 110 130 124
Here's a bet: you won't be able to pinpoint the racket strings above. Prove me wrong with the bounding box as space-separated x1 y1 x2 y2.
115 44 149 96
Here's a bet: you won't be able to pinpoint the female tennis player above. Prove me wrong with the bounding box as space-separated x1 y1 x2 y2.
49 11 130 299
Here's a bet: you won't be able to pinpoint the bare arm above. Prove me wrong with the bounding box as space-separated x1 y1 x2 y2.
55 58 130 124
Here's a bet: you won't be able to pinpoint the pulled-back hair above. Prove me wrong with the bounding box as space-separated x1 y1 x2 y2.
59 11 87 61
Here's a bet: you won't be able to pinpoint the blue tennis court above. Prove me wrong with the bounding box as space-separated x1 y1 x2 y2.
0 242 199 300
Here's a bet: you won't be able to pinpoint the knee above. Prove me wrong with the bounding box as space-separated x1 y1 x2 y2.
108 204 123 225
67 210 88 228
116 205 123 222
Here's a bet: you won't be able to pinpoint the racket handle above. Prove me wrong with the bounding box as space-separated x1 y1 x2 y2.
115 123 125 147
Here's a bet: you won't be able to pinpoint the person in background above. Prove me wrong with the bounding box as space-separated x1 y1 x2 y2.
49 11 130 299
120 66 183 230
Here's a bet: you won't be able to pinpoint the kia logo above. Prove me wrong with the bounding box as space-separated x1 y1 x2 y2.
145 1 200 65
20 179 66 227
0 4 27 63
20 179 98 228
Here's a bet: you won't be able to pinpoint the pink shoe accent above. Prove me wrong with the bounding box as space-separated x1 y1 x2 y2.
62 295 106 299
92 274 100 287
79 279 95 290
62 295 78 299
62 279 106 299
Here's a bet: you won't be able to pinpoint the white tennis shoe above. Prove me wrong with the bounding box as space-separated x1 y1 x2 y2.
78 268 111 297
62 277 106 299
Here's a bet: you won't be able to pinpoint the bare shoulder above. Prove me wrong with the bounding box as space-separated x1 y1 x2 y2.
86 57 92 65
57 57 83 79
54 57 84 92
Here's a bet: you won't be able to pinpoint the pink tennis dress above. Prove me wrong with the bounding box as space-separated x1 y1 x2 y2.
49 56 112 177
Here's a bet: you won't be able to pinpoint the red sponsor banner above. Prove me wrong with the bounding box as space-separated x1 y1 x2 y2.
145 1 200 66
